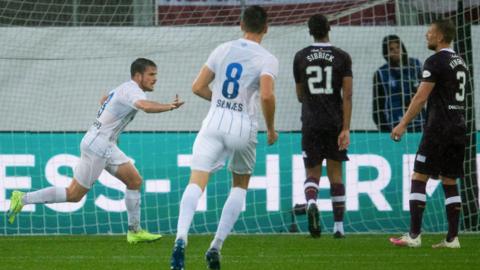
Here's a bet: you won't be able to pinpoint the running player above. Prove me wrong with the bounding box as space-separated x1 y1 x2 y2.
169 6 278 270
8 58 184 243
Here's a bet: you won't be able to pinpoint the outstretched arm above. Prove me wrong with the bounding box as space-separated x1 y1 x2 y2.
192 65 215 101
135 95 184 113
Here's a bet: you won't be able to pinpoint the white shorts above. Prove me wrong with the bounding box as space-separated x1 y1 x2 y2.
190 128 257 174
74 140 131 189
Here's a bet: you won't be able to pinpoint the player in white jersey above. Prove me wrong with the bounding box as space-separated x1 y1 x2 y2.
170 6 278 270
8 58 184 243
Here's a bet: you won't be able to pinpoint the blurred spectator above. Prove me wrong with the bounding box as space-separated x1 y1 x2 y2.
373 35 426 132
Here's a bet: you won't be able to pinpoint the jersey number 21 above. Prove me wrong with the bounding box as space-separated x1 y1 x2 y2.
306 66 333 95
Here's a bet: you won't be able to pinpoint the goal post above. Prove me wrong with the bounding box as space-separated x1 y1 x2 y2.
454 0 479 231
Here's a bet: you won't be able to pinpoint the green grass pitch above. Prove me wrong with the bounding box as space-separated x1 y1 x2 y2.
1 234 479 270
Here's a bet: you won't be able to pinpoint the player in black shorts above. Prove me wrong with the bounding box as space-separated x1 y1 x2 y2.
293 14 353 238
389 19 468 248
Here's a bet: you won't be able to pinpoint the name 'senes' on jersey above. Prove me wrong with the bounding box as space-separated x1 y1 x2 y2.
216 99 244 112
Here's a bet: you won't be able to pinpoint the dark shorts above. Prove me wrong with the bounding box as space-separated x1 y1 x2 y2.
413 133 466 179
301 128 348 168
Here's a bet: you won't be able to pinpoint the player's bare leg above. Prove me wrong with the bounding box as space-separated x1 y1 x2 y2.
206 173 249 270
432 176 461 248
65 179 89 202
390 172 428 247
327 159 345 238
8 178 87 224
171 170 209 270
115 162 161 243
305 164 322 238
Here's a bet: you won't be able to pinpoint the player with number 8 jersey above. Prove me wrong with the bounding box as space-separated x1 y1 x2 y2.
170 5 278 270
200 30 278 141
190 14 278 176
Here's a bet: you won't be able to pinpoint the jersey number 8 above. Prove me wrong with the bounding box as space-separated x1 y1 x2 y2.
222 63 243 99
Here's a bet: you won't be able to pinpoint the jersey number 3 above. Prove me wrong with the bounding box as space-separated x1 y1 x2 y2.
456 71 466 102
222 63 243 99
306 66 333 94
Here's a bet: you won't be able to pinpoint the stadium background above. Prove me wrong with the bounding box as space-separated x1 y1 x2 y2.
0 0 479 235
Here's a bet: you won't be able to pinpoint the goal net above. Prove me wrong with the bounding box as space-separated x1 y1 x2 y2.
0 0 478 235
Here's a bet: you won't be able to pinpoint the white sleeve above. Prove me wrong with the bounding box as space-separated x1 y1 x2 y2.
261 55 279 79
122 88 147 109
205 44 226 73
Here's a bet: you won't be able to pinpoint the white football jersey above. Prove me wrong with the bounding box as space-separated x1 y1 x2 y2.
202 38 278 141
82 80 146 156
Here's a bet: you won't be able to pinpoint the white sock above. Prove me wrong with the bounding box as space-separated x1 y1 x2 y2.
176 183 203 245
210 187 247 251
125 189 141 232
22 187 67 204
333 222 344 234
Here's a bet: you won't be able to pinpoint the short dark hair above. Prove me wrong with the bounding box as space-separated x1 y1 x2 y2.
432 19 456 43
308 14 330 40
241 5 268 33
130 58 156 77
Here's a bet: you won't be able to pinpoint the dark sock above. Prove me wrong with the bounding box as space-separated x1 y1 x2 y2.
304 177 319 204
443 184 461 242
330 183 345 222
409 180 427 238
